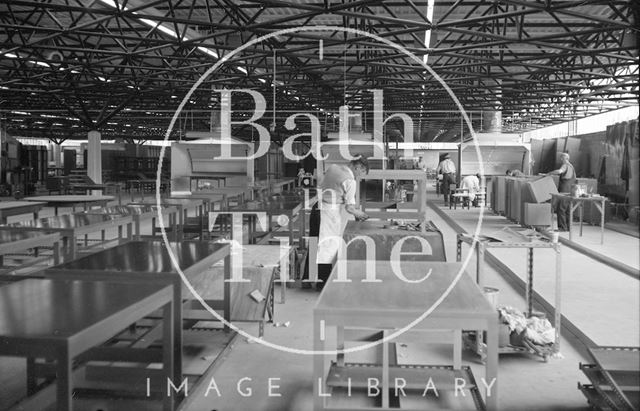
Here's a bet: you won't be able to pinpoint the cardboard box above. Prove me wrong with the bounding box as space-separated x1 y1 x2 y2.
523 203 552 226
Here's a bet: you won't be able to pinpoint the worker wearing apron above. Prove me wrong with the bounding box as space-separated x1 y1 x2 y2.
314 157 370 289
547 152 576 231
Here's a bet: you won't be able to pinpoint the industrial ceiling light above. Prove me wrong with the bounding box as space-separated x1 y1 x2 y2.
422 0 435 65
46 50 64 65
97 0 229 64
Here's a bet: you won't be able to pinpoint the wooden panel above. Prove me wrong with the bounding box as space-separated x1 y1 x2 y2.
525 176 558 203
540 139 558 173
530 139 544 175
523 203 552 226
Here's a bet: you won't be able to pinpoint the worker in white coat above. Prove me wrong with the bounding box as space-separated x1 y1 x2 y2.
460 173 481 205
315 156 369 288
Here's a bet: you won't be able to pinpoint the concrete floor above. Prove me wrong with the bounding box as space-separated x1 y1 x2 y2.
430 198 640 348
183 190 623 411
1 192 637 410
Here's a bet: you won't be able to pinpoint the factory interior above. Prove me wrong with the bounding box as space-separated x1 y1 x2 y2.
0 1 638 410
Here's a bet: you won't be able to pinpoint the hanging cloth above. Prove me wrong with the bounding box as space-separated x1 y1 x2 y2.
620 122 631 190
598 156 607 185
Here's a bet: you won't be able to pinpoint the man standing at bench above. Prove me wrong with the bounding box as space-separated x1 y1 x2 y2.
437 153 457 206
546 152 576 231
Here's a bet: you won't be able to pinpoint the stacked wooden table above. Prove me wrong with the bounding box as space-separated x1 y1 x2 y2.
0 231 61 280
0 201 46 224
24 195 114 216
0 213 133 260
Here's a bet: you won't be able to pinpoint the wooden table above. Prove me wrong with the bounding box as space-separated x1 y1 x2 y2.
190 174 229 190
211 186 253 205
550 194 607 244
0 231 61 279
269 178 296 193
0 201 46 224
314 261 498 411
24 195 115 216
0 278 176 411
132 198 205 239
127 179 164 201
46 239 232 382
85 204 180 240
169 195 227 238
342 220 446 261
198 244 293 335
69 183 122 204
457 229 562 360
0 213 133 260
172 192 230 213
254 178 296 195
223 197 311 246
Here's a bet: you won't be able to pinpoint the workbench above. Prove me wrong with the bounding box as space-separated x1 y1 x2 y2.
126 178 159 201
0 214 133 260
132 198 205 239
342 220 446 261
217 197 306 245
456 228 562 360
69 183 122 203
314 261 498 411
46 239 232 382
0 231 61 279
84 204 180 240
24 195 114 216
0 201 46 224
0 278 176 411
209 186 253 205
551 193 607 244
255 178 296 194
189 174 230 190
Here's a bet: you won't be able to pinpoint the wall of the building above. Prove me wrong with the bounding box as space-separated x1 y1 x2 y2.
530 119 638 206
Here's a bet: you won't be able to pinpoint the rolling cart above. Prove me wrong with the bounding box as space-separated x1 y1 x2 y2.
456 229 562 361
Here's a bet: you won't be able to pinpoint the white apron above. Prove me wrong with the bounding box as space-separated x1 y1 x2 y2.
316 204 351 264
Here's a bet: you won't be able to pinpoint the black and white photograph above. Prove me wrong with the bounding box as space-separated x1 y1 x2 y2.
0 1 638 410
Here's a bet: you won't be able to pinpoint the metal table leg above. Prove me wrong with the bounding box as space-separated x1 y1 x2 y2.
527 247 534 316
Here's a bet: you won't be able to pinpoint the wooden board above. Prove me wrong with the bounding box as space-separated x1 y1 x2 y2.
525 176 558 203
198 245 287 322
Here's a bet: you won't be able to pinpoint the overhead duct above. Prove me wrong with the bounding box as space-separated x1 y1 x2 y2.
482 79 502 133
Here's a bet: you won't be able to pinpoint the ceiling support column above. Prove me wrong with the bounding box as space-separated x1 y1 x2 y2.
87 130 102 190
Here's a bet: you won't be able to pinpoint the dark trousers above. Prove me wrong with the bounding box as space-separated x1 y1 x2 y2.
304 204 333 284
442 173 456 203
556 178 575 231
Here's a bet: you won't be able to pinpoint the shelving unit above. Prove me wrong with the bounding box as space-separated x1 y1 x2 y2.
579 346 640 411
456 230 562 361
